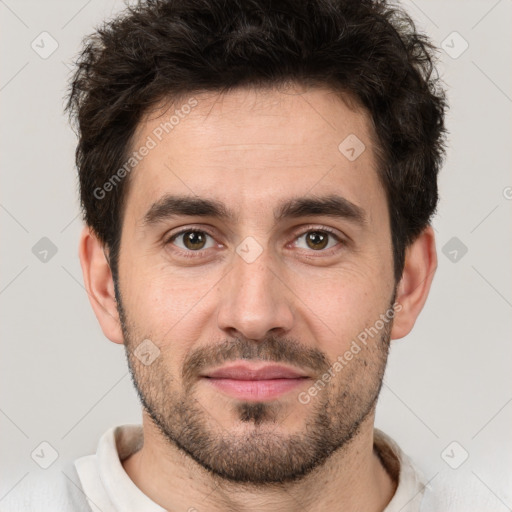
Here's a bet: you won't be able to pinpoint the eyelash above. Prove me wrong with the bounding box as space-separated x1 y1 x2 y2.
164 226 345 259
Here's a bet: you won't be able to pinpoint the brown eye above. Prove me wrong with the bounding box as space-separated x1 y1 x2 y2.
305 231 329 250
168 230 215 251
183 231 207 250
294 229 341 252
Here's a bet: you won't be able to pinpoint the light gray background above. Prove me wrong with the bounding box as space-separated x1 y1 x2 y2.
1 0 511 506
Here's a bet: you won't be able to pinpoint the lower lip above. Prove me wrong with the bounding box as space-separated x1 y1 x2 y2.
203 377 309 401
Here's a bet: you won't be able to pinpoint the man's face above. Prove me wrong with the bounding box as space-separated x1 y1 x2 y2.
115 85 397 484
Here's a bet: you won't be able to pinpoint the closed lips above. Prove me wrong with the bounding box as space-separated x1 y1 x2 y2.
202 365 309 380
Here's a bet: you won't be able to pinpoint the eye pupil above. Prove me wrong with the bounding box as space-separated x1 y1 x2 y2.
306 231 328 250
184 231 206 250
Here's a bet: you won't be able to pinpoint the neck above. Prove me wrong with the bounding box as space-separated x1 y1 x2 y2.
122 412 397 512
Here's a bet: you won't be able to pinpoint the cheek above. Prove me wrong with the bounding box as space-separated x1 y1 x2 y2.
291 265 391 350
122 261 204 322
124 269 217 360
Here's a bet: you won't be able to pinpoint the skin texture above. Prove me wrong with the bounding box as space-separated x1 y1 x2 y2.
79 84 437 511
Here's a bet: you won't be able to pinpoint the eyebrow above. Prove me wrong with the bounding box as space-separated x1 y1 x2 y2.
142 194 367 228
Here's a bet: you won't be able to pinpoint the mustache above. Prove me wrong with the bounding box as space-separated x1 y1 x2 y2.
182 335 331 386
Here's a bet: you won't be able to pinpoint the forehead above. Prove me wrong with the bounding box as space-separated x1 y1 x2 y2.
124 85 385 224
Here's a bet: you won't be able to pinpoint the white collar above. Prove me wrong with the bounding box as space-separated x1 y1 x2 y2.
74 424 427 512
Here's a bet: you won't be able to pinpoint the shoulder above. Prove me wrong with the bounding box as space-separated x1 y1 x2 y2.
0 462 92 512
420 470 506 512
374 430 507 512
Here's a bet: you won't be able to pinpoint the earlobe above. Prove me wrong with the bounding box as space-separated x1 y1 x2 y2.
78 225 124 344
391 225 437 340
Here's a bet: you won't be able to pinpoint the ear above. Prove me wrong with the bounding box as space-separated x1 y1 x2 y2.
391 225 437 340
78 225 124 344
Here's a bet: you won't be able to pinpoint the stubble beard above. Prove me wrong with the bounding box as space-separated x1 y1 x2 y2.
118 296 393 485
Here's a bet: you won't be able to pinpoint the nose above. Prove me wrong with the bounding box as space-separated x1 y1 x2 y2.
216 249 294 341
